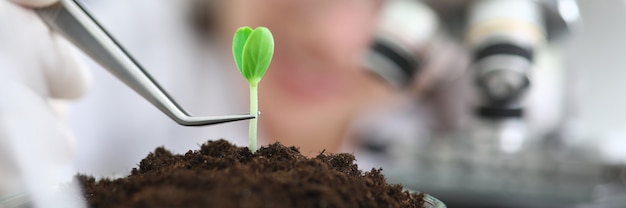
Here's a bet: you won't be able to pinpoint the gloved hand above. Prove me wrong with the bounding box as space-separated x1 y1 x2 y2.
0 0 90 207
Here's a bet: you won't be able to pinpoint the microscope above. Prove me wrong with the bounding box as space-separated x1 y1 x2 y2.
357 0 626 207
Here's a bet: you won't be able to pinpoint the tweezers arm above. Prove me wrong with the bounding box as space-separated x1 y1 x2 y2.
35 0 254 126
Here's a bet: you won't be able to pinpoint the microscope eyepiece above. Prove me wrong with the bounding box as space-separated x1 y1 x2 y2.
472 43 533 119
474 43 534 62
365 38 421 88
363 0 439 89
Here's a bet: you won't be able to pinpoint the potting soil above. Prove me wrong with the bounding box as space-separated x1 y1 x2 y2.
78 139 426 208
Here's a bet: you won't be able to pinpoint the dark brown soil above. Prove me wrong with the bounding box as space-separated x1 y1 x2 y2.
77 139 426 208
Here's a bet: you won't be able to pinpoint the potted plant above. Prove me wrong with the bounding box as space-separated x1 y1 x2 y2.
30 27 447 208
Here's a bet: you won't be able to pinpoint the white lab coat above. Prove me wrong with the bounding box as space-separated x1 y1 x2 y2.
67 0 251 178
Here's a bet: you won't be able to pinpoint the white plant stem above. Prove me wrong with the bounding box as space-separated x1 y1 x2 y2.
249 83 259 153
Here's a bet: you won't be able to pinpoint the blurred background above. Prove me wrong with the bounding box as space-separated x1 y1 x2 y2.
64 0 625 207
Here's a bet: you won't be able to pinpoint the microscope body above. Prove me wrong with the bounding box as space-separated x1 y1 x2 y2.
467 0 542 120
421 0 580 152
355 1 626 207
360 0 576 151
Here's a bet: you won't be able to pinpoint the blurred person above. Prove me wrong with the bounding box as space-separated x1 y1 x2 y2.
65 0 394 178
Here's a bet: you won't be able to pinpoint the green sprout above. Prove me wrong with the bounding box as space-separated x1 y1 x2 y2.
232 26 274 153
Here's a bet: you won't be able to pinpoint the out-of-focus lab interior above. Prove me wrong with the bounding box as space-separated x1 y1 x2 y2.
14 0 625 207
347 1 626 208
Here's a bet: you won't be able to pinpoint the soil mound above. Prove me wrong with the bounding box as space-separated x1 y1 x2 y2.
78 139 426 208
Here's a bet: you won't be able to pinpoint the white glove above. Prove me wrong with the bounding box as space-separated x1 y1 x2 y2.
0 0 90 207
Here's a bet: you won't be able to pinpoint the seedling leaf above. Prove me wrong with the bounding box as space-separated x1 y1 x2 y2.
233 26 253 76
242 27 274 84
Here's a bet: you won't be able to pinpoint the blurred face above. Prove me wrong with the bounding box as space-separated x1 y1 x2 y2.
218 0 392 155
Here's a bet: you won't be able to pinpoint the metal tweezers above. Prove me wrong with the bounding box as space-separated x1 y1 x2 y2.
35 0 255 126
